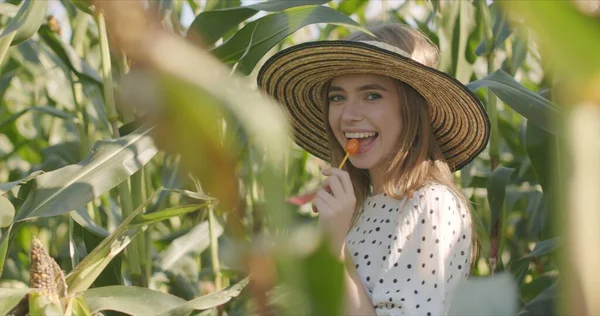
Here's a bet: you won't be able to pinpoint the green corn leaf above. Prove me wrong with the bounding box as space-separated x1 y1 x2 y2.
71 0 95 15
0 196 15 228
211 5 369 75
66 296 92 316
0 288 30 315
128 204 207 228
0 0 46 66
524 237 562 258
0 0 48 46
187 0 330 46
160 277 250 316
155 220 223 272
0 105 76 133
0 225 13 279
467 70 561 135
38 24 103 85
82 286 187 315
487 166 514 227
65 202 203 295
28 290 64 316
519 281 558 316
14 124 158 222
0 170 44 195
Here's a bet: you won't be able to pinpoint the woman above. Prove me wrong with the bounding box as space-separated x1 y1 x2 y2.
257 23 490 315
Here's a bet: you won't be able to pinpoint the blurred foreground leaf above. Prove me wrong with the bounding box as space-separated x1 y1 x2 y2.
448 272 518 315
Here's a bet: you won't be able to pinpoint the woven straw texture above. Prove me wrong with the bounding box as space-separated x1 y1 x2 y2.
257 40 490 171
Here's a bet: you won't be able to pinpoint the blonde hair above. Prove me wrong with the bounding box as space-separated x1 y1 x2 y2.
322 23 479 270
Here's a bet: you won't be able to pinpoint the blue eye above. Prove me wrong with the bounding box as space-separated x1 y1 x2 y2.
366 93 382 100
328 95 344 102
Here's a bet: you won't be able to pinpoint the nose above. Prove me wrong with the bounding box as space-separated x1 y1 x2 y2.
341 98 364 123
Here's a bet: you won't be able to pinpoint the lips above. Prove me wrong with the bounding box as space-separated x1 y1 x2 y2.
342 131 379 154
356 134 378 153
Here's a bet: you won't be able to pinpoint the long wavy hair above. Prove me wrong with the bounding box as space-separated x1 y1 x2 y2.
323 23 479 270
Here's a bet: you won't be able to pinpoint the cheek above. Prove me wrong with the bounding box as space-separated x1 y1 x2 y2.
328 107 341 132
376 109 402 146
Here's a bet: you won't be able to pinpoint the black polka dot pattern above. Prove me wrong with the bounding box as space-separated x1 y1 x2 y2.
344 183 472 315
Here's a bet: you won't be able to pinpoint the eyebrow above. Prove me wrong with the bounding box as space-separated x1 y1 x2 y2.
328 83 389 93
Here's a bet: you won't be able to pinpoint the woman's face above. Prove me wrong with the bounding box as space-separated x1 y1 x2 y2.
327 73 403 170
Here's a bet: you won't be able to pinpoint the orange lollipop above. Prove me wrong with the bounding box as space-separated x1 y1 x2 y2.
338 139 359 169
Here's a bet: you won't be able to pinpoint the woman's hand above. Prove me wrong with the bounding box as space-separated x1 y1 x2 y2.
314 168 356 260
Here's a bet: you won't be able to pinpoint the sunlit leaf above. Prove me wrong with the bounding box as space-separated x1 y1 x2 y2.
66 296 92 316
163 188 215 202
38 24 103 85
0 196 15 228
156 220 223 271
187 0 329 46
70 207 109 237
82 286 187 315
0 0 48 46
71 0 95 15
211 5 368 75
128 204 206 228
29 290 64 315
0 288 30 315
14 125 158 221
160 277 250 316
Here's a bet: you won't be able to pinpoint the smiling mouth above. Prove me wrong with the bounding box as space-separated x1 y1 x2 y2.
344 132 379 153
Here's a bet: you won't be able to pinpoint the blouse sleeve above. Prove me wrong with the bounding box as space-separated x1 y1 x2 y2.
370 184 473 316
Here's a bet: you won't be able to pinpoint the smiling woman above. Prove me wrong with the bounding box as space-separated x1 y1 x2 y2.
256 23 490 316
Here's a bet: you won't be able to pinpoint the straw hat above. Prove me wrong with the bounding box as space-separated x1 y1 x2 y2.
256 40 490 171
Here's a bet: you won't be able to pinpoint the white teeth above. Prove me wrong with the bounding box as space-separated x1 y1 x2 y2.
344 132 377 139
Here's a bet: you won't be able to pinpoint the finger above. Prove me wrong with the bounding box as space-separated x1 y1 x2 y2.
321 178 332 194
317 188 336 209
323 168 353 194
327 174 346 197
313 197 330 215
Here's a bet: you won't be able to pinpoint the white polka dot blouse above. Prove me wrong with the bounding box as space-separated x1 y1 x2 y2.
345 183 473 316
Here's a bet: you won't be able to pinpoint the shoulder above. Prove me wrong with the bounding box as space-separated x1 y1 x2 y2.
414 182 460 200
410 182 467 212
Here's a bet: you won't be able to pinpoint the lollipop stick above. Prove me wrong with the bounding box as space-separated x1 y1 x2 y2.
338 152 350 169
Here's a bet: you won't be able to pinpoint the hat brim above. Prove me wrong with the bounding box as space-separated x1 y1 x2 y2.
256 40 490 171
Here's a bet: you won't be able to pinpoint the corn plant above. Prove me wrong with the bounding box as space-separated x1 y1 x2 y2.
1 0 596 315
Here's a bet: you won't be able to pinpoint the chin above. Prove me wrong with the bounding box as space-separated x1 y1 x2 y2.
348 156 380 170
